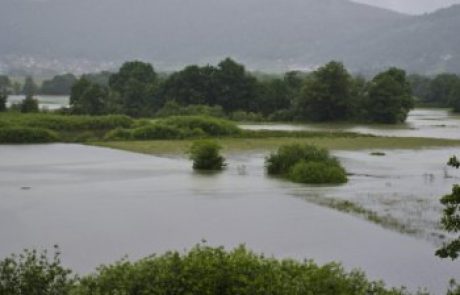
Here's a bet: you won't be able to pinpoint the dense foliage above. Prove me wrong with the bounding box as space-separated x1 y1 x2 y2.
266 144 347 184
0 246 74 295
0 127 58 143
40 74 77 95
189 140 226 170
409 73 460 112
0 245 422 295
436 156 460 260
0 75 10 112
66 59 414 124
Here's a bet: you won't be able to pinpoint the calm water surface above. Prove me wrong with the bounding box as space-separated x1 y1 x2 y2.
241 108 460 139
1 144 459 294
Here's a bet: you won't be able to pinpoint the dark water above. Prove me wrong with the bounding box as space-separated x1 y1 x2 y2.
0 144 459 294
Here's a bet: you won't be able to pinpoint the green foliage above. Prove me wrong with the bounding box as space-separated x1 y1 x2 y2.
40 73 77 95
189 140 226 171
230 111 265 122
22 76 38 97
20 95 39 113
296 61 352 122
0 246 74 295
160 116 241 137
70 78 109 115
0 76 9 112
266 144 347 184
436 156 460 260
155 101 225 118
131 124 185 140
73 244 406 295
365 68 414 123
0 127 58 143
289 161 347 184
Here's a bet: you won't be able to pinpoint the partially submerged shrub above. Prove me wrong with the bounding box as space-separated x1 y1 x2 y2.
159 116 241 136
189 140 226 170
0 127 58 143
266 144 347 184
131 124 184 140
289 161 347 184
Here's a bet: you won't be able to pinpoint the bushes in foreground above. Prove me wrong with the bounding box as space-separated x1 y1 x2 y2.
266 144 347 184
0 127 58 143
0 245 415 295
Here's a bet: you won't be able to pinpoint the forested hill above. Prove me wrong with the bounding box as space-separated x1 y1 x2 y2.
1 0 459 74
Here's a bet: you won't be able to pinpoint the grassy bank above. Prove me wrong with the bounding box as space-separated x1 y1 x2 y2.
93 136 460 156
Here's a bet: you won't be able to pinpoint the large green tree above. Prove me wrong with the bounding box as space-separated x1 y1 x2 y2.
40 73 77 95
213 58 259 113
22 76 38 97
436 156 460 260
109 61 158 117
0 75 11 112
427 73 459 106
70 78 110 115
364 68 414 124
296 61 353 122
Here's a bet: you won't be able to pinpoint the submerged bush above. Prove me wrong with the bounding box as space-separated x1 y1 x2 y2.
189 140 226 170
266 144 347 184
131 124 184 140
289 161 347 184
0 127 58 143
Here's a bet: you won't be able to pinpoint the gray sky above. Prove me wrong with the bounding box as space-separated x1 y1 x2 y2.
352 0 460 14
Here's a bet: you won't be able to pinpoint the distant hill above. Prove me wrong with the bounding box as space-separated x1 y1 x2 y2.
1 0 459 74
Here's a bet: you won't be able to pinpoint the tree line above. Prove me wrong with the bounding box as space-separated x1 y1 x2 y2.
409 73 460 111
1 59 419 123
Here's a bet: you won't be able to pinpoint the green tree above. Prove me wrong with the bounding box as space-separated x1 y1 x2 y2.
20 94 39 113
70 78 109 115
40 73 77 95
296 61 353 121
436 156 460 260
427 73 459 106
109 61 158 117
448 80 460 113
408 74 431 103
364 68 414 124
189 140 226 171
256 78 291 116
0 75 11 112
213 58 259 113
22 76 38 97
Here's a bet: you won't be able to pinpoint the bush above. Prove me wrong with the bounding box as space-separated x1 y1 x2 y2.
0 127 58 143
131 124 184 140
156 101 225 118
159 116 241 136
189 140 226 170
266 144 347 184
0 247 74 295
73 244 405 295
230 111 265 122
289 161 347 184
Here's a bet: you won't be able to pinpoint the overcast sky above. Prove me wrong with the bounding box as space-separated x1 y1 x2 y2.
352 0 460 14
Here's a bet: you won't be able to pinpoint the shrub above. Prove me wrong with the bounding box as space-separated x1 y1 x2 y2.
289 161 347 184
266 144 347 184
74 244 405 295
230 111 265 122
104 128 133 141
189 140 226 170
0 127 58 143
131 124 184 140
0 246 74 295
159 116 241 136
156 101 225 118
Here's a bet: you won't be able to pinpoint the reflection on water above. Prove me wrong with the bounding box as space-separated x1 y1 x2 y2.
241 108 460 140
0 144 459 294
7 95 69 110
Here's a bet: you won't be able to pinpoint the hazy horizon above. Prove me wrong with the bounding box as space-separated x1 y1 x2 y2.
352 0 460 14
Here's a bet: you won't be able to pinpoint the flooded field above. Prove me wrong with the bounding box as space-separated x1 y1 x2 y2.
7 95 69 110
241 108 460 139
1 144 459 294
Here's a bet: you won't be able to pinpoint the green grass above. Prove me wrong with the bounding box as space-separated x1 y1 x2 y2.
92 136 460 156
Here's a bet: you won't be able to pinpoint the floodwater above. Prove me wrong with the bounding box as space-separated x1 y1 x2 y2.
241 108 460 139
1 144 460 294
7 95 69 110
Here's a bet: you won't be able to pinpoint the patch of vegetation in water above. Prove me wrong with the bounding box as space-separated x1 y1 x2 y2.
371 151 387 156
188 140 226 171
266 144 348 184
0 244 425 295
298 194 420 236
